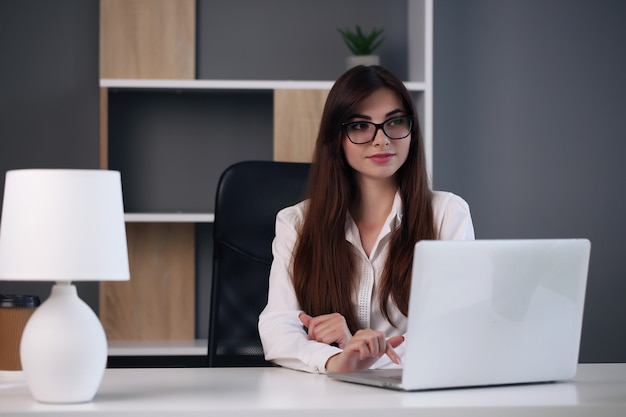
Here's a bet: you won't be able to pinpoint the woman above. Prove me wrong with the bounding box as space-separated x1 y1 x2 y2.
258 65 474 374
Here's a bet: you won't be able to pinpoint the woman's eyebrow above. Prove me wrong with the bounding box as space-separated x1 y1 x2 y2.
385 108 405 117
346 113 371 121
346 109 406 121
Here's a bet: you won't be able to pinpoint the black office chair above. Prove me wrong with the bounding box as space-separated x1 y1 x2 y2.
208 160 311 367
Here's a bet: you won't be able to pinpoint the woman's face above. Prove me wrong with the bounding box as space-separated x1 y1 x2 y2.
341 87 411 184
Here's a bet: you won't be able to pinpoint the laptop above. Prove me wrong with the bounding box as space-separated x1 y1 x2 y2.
328 239 591 391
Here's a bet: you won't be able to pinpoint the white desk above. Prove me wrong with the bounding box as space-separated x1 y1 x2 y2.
1 364 625 416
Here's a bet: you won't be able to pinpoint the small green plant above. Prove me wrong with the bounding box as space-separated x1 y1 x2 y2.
338 25 384 56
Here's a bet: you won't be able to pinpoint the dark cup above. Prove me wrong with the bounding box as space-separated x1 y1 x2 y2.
0 294 41 371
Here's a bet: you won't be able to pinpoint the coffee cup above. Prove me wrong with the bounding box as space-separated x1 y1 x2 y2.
0 294 41 371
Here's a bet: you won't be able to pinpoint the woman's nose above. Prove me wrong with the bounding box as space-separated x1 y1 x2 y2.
372 127 390 146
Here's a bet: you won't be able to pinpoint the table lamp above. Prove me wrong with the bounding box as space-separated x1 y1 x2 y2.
0 169 130 404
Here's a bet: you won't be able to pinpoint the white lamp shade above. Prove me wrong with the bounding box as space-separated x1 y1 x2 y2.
0 169 129 281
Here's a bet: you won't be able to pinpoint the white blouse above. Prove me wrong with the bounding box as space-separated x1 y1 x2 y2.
258 191 475 373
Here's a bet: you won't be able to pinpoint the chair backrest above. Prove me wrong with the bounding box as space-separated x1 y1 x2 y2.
208 160 310 366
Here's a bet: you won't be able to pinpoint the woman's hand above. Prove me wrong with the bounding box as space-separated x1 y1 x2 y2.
325 330 404 373
299 312 404 373
299 312 352 348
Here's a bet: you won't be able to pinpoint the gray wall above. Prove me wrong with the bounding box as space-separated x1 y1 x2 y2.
196 0 408 80
434 0 626 362
0 0 100 309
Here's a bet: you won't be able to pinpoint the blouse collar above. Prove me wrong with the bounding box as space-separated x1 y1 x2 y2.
345 191 404 256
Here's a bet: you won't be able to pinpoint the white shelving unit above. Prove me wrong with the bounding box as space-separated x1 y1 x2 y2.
108 339 208 356
101 79 425 91
101 79 337 90
100 0 433 355
102 0 433 224
124 213 215 223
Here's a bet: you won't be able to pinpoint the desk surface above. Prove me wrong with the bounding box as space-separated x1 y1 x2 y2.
1 364 625 416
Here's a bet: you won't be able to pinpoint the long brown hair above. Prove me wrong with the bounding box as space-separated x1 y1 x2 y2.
292 65 435 333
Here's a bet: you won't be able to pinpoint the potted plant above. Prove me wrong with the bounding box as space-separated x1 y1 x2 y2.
338 25 384 69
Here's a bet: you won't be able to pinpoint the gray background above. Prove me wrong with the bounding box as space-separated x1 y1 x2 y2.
433 0 626 362
196 0 408 80
0 0 624 362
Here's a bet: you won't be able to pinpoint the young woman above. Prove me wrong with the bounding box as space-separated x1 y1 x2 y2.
258 65 475 374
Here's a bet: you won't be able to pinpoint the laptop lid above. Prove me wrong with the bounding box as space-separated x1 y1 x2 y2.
330 239 591 391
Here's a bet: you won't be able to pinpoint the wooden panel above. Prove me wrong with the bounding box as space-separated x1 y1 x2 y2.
99 0 196 79
100 223 196 340
273 89 329 162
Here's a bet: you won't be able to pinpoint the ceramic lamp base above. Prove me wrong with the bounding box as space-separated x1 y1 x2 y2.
20 282 107 403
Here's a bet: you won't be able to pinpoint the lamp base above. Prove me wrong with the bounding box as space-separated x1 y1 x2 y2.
20 282 107 403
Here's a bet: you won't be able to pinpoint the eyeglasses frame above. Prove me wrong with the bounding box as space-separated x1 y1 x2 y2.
341 115 414 145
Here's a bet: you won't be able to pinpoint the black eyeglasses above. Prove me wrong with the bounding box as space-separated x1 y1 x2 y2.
342 115 413 144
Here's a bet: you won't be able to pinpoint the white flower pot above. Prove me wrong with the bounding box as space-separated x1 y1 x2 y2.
346 55 380 69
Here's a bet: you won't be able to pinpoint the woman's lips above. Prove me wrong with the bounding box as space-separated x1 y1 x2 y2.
368 153 395 163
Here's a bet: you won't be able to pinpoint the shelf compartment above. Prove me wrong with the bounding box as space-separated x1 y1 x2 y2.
107 89 273 213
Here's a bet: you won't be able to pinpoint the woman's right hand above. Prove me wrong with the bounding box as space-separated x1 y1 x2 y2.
324 329 404 373
299 312 352 348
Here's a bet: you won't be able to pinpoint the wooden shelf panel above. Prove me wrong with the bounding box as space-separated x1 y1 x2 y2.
100 222 196 341
99 0 196 80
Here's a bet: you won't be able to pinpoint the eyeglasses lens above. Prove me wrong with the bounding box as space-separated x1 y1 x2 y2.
345 116 412 144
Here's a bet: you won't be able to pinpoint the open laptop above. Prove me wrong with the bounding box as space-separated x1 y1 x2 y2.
328 239 591 391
